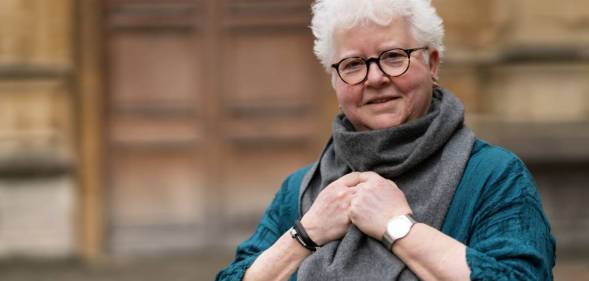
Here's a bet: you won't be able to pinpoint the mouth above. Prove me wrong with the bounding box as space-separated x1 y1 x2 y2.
366 96 399 105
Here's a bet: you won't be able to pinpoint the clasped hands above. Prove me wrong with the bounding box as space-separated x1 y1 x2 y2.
300 171 413 246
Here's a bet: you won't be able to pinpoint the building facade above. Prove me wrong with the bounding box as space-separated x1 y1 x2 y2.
0 0 588 260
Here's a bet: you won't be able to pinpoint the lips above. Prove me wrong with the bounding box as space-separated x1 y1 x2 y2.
366 96 399 105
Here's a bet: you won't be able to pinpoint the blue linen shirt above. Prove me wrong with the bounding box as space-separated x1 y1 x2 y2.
216 139 556 280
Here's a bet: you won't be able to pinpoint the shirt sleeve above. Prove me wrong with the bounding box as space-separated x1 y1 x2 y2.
465 156 556 281
215 168 306 281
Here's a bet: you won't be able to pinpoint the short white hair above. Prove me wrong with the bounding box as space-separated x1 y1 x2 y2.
311 0 445 71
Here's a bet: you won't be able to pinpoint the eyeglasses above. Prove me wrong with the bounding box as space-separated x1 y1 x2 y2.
331 47 428 85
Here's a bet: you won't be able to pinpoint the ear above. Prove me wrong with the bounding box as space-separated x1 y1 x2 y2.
428 48 440 79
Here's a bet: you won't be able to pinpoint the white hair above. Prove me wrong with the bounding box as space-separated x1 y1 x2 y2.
310 0 445 71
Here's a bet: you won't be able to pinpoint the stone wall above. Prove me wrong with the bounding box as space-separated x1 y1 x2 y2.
0 0 76 258
435 0 589 255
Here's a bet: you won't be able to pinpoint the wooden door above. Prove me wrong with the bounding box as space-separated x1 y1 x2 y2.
103 0 330 255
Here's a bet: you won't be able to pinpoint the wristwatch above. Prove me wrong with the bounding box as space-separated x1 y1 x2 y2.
381 214 417 250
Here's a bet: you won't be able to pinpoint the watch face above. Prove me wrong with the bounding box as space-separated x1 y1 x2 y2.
387 216 412 239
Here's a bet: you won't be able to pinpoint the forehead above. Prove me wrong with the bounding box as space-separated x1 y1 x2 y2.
333 17 415 59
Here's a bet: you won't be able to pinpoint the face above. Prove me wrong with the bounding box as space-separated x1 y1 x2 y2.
332 18 440 131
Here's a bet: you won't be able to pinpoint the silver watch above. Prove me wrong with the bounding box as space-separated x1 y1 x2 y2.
381 214 417 250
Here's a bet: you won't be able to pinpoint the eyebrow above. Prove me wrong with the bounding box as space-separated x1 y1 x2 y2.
337 45 405 61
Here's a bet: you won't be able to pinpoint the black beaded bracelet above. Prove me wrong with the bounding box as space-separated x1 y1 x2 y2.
291 220 320 251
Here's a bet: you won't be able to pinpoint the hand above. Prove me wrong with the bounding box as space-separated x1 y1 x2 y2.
300 172 362 245
349 172 412 240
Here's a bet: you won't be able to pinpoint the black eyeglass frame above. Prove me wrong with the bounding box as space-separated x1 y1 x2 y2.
331 47 429 85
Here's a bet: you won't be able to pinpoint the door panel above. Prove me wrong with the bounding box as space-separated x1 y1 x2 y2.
109 32 203 107
223 33 316 104
110 149 206 225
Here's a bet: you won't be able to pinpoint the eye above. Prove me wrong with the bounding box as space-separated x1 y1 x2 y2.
339 58 365 73
380 50 406 65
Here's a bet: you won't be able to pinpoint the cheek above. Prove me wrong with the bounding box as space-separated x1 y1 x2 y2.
335 84 361 106
395 71 429 93
397 60 432 89
395 71 432 98
393 73 433 114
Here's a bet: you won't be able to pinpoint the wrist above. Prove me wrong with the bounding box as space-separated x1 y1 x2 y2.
299 217 326 246
381 214 417 251
290 220 321 251
378 210 413 238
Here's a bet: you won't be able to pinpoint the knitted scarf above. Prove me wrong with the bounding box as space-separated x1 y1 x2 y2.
297 88 475 281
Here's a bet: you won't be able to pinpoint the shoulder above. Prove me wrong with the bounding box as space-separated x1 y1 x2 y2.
465 139 538 198
462 139 546 222
282 163 314 192
448 139 534 220
445 139 552 244
468 139 527 176
265 163 315 232
275 163 314 207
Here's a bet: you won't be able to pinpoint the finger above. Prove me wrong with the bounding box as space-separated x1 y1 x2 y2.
358 171 381 182
353 182 368 190
387 179 400 189
334 172 363 187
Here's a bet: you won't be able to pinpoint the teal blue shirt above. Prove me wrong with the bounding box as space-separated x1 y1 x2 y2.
217 140 556 280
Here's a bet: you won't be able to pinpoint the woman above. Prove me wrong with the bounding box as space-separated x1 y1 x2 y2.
217 0 555 280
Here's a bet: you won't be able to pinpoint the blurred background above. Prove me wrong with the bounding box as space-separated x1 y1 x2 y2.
0 0 588 280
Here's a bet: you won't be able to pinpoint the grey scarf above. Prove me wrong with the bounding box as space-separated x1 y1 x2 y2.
297 88 475 281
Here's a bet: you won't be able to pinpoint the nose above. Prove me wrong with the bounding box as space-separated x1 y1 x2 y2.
365 60 389 87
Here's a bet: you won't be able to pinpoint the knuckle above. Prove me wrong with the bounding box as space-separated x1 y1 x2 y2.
336 190 347 199
363 182 375 191
350 171 361 178
387 179 398 188
363 171 377 177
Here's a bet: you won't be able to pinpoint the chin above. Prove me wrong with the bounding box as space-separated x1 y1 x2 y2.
362 116 407 131
347 111 409 131
370 122 402 130
371 114 407 130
